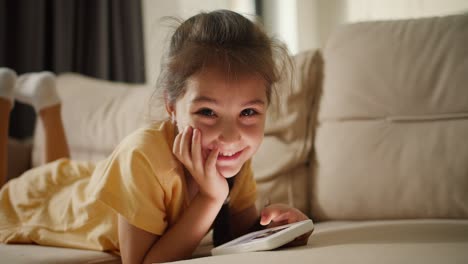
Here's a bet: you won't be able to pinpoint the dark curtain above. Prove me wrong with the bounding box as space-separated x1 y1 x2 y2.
0 0 146 139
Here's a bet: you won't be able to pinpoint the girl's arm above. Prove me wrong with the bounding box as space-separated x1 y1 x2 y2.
120 127 229 263
119 193 225 264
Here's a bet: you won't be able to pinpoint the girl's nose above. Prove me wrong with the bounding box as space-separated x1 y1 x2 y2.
218 122 241 143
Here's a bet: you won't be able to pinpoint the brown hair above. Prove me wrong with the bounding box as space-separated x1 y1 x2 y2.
154 9 291 109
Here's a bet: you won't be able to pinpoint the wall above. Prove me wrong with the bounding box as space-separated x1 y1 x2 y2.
346 0 468 22
141 0 255 86
142 0 177 87
262 0 468 54
142 0 468 85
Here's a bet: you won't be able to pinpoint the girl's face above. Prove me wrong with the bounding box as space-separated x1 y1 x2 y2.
169 67 268 178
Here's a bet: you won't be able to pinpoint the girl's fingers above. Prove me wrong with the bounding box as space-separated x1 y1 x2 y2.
180 126 193 166
260 206 280 225
260 205 304 226
260 209 288 225
274 211 297 224
176 128 186 156
205 146 219 176
191 128 203 173
172 132 182 158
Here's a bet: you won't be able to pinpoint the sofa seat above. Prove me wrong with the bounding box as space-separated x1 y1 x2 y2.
0 244 121 264
174 219 468 264
2 219 466 264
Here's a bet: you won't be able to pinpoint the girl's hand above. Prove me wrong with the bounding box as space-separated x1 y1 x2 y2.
260 203 312 246
173 126 229 202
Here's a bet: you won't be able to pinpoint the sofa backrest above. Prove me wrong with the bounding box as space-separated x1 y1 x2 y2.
253 50 323 214
32 73 156 165
311 13 468 220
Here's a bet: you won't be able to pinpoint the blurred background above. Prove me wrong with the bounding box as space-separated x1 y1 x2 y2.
1 0 468 139
143 0 468 85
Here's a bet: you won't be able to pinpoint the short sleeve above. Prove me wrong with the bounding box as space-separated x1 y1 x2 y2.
89 146 168 235
229 160 257 214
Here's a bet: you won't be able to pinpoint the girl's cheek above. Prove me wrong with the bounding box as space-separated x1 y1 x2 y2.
200 132 221 161
199 130 214 152
245 124 264 139
192 121 213 139
176 122 189 134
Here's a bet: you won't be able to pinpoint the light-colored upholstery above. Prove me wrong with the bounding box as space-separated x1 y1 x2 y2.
0 244 121 264
2 220 467 264
32 74 157 165
253 50 323 214
312 13 468 220
172 220 468 264
3 12 468 264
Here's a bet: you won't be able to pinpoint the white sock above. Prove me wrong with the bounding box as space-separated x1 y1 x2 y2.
0 68 17 106
14 71 61 112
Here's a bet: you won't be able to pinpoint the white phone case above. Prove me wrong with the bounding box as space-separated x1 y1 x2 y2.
211 219 314 256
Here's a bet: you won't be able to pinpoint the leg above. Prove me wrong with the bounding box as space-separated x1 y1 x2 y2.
39 104 70 162
15 72 69 163
0 68 16 186
0 98 12 186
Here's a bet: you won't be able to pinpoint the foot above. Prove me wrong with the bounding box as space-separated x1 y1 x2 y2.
14 71 61 112
0 68 17 107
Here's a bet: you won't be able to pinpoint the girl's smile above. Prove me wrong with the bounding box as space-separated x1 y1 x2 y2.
210 147 245 163
217 148 243 160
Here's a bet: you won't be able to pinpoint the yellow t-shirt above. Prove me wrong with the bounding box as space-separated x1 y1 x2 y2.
0 120 257 252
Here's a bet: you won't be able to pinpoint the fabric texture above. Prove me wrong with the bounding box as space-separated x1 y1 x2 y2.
0 158 110 251
1 219 467 264
32 73 155 166
312 13 468 220
161 219 468 264
0 244 121 264
1 120 257 251
253 49 323 215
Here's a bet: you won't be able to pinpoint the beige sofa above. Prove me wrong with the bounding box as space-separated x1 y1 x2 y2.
2 13 468 264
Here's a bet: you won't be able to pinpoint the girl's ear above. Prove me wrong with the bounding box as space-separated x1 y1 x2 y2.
164 91 175 115
164 91 177 124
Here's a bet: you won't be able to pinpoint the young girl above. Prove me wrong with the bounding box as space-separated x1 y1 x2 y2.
0 10 310 263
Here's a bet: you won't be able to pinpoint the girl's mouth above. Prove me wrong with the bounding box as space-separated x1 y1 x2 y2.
217 149 243 162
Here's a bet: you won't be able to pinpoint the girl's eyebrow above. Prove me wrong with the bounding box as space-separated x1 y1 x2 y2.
242 99 266 107
191 96 218 105
191 96 265 107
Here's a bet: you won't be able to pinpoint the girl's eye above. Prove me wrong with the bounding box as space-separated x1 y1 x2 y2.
196 108 216 117
240 108 258 117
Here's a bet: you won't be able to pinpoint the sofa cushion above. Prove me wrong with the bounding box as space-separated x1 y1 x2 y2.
32 73 157 166
253 49 323 215
161 219 468 264
311 13 468 220
0 244 120 264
